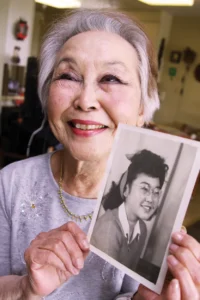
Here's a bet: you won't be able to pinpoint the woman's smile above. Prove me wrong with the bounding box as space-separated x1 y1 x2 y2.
141 203 153 213
67 119 108 137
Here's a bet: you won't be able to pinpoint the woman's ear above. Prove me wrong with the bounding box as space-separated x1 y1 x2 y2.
136 103 144 127
123 184 130 198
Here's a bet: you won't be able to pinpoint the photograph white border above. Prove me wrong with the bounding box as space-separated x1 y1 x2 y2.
88 123 200 294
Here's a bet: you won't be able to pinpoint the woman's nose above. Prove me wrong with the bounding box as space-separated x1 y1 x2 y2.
145 192 154 202
73 84 101 112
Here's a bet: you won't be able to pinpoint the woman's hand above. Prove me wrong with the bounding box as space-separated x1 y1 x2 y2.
134 231 200 300
24 222 90 297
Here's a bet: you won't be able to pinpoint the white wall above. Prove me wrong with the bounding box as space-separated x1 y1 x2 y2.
155 16 200 127
123 11 161 49
31 11 45 57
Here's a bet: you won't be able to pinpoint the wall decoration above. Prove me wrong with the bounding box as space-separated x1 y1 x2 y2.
180 47 197 95
15 19 28 40
170 51 182 64
158 38 166 70
169 67 177 79
194 64 200 82
183 47 197 65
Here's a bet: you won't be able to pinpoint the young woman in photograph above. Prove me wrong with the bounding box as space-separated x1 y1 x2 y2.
91 149 169 273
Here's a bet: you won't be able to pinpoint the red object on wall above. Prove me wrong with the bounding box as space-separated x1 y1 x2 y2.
15 19 28 40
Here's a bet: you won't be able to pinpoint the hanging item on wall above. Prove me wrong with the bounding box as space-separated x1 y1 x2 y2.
169 67 177 79
15 19 28 40
158 38 166 70
11 46 21 64
183 47 197 66
170 51 182 64
194 64 200 82
180 47 197 95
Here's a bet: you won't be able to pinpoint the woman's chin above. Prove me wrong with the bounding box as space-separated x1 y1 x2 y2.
66 146 110 163
62 137 113 163
139 210 155 221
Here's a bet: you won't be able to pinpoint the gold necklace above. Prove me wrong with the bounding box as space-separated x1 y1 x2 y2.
58 156 93 222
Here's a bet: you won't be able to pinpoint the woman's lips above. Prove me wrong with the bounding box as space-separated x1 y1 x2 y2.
68 119 108 137
141 204 153 212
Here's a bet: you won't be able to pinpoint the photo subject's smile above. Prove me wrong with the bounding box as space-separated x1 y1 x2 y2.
141 203 153 213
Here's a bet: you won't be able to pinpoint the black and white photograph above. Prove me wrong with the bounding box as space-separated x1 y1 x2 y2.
88 123 200 294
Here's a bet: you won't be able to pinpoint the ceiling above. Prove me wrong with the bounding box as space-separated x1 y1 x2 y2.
36 0 200 16
117 0 200 16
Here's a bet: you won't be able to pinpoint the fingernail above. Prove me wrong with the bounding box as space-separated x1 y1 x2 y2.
168 255 178 266
82 239 89 249
181 225 187 233
72 267 79 275
76 258 84 269
172 232 184 241
169 243 179 252
172 279 179 290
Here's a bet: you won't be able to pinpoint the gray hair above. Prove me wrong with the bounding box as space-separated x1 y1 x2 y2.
38 9 159 123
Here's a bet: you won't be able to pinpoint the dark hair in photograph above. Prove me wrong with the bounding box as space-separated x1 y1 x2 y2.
103 149 169 210
126 149 169 189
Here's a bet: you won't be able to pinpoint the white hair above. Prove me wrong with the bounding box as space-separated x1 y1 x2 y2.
38 9 160 123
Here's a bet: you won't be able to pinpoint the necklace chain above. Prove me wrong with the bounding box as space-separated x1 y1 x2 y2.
58 155 93 222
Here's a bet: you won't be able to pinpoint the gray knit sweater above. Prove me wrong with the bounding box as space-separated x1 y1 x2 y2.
0 153 138 300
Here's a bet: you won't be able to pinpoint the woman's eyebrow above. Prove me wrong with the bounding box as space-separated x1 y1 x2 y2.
103 61 128 71
140 182 150 187
140 182 161 188
56 56 77 68
56 58 128 71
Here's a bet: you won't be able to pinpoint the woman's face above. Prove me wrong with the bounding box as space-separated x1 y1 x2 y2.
48 31 144 161
124 173 161 221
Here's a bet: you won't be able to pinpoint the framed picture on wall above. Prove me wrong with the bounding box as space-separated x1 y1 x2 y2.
88 124 200 294
170 50 182 64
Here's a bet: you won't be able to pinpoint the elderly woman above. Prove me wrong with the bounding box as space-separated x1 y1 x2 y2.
91 149 169 275
0 9 199 300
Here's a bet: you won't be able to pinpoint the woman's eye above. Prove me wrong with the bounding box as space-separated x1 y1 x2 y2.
141 187 149 193
154 190 160 196
57 73 78 81
100 75 122 84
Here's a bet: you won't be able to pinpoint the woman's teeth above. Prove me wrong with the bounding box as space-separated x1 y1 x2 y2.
142 205 151 212
73 124 106 130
